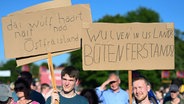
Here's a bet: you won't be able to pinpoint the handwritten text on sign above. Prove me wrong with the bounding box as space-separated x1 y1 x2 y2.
2 4 92 58
82 23 174 70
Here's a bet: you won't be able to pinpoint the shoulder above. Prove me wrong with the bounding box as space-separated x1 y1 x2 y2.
164 101 171 104
30 90 42 96
76 94 87 99
119 89 128 94
45 96 51 104
75 94 88 103
180 98 184 103
30 90 45 103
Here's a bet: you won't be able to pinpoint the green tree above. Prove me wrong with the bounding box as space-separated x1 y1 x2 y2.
0 59 40 84
0 59 21 83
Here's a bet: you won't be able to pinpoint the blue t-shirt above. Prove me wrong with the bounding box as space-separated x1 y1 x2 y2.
96 87 129 104
45 93 88 104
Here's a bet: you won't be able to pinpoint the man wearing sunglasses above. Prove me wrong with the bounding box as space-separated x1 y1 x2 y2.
95 73 129 104
165 84 184 104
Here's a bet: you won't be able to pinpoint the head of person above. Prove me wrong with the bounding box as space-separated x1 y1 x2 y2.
0 84 12 104
132 76 150 103
80 89 99 104
61 66 79 93
14 78 31 100
108 73 121 92
169 84 180 99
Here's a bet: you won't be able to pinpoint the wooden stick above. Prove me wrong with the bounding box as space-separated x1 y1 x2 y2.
128 70 132 104
48 53 59 104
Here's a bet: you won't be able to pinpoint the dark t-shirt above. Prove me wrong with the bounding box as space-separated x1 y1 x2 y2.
30 90 45 104
45 93 88 104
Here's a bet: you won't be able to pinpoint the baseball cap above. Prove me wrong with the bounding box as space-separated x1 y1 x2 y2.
0 84 12 102
169 84 179 92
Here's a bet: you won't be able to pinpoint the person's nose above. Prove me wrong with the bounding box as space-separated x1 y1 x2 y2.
65 80 70 85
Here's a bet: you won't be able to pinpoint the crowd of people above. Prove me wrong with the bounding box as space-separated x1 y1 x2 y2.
0 66 184 104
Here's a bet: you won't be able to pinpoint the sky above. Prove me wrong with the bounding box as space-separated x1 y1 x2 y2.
0 0 184 67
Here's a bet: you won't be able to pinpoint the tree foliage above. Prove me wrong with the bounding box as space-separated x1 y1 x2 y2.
0 59 39 84
0 60 21 83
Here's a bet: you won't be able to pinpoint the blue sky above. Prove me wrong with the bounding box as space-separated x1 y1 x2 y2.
0 0 184 67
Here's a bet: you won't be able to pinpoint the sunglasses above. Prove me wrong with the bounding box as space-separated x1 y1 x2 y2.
109 81 117 84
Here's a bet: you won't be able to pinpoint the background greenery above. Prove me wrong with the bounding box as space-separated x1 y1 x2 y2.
0 7 184 91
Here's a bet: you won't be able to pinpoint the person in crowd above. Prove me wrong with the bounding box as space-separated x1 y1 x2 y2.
165 84 184 104
155 89 164 104
13 78 39 104
12 71 45 104
0 84 13 104
45 66 88 104
132 76 153 104
80 88 99 104
95 73 129 104
40 83 51 101
147 82 159 104
32 79 41 93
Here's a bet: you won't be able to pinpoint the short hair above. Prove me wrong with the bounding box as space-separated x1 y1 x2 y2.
61 66 79 79
132 75 149 85
109 73 119 79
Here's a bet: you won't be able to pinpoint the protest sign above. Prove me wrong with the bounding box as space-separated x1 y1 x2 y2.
16 48 79 66
9 0 73 66
2 4 92 59
9 0 72 15
82 23 174 70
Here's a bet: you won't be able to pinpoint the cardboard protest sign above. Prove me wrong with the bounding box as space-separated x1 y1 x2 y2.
16 48 79 66
82 23 174 70
9 0 72 66
9 0 72 15
9 0 73 66
2 4 92 59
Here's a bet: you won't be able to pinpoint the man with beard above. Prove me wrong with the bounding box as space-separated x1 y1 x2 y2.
133 76 153 104
45 66 88 104
95 73 129 104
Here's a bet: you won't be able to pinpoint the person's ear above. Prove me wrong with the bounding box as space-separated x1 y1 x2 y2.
118 79 121 84
76 79 80 86
147 84 151 91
